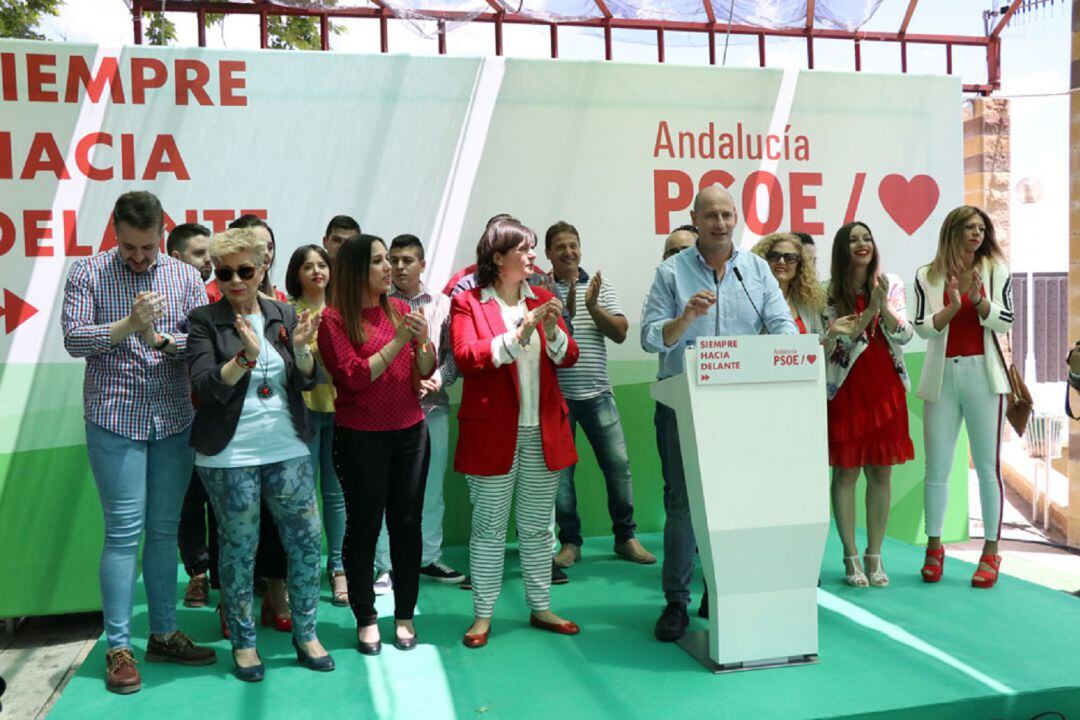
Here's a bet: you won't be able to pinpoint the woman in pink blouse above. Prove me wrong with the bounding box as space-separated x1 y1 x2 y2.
317 234 436 655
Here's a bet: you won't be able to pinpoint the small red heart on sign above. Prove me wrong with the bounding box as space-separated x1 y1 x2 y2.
806 354 817 364
878 174 939 236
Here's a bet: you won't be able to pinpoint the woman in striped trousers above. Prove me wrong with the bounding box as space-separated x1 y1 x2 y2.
449 218 581 648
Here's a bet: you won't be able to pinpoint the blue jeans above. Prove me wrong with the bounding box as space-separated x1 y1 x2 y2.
375 407 449 570
308 411 346 574
555 392 637 547
654 403 696 607
198 457 322 648
84 421 194 649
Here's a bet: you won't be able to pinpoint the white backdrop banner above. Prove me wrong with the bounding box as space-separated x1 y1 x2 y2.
0 39 961 456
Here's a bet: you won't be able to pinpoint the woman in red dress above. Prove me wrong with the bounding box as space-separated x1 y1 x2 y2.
823 221 914 588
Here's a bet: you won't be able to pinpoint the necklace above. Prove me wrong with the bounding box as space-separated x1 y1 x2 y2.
254 329 274 400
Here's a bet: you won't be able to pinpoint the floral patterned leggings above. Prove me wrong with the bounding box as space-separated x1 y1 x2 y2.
198 456 322 649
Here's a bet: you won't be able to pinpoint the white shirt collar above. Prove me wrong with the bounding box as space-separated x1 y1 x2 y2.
480 281 536 304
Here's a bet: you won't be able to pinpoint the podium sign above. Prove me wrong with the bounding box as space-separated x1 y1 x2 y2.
651 334 829 673
696 335 821 385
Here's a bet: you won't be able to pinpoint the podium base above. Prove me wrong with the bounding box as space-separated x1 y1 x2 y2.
676 631 819 674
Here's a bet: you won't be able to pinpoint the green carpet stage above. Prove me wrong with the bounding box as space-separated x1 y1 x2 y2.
47 533 1080 720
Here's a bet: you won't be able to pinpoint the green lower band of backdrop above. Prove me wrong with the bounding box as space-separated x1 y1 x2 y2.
0 351 967 618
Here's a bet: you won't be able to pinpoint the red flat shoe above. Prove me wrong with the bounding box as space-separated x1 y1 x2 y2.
971 554 1001 589
261 597 292 632
218 604 230 639
529 615 580 635
921 546 945 583
462 630 489 649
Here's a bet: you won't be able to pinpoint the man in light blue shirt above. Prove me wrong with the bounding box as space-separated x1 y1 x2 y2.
640 186 796 642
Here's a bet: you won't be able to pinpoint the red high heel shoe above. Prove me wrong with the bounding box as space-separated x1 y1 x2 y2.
218 604 230 639
261 597 292 632
921 546 945 583
971 554 1001 589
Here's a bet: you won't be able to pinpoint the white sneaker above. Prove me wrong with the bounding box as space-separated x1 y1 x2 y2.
373 570 393 596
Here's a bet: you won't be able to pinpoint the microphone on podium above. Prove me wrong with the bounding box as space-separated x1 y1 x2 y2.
711 269 720 336
732 267 770 335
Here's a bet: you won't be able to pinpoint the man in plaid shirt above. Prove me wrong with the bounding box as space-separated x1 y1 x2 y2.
61 191 216 695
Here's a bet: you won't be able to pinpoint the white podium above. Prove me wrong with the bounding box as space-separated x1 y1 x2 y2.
650 335 829 672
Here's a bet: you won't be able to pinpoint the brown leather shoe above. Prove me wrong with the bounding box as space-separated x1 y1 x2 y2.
145 631 217 666
183 574 209 608
105 648 141 695
554 543 581 568
614 538 656 564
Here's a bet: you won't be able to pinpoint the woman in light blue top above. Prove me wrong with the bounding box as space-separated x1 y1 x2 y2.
187 227 334 682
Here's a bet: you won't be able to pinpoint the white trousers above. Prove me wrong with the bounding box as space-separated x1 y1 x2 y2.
923 355 1005 541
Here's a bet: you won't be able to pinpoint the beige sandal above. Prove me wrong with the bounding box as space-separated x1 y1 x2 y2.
331 572 349 606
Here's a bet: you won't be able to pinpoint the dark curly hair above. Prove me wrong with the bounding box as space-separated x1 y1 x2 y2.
475 218 537 288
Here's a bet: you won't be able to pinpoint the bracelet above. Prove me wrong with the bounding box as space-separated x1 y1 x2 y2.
153 333 171 350
235 350 257 370
376 348 388 365
418 342 431 354
294 346 312 360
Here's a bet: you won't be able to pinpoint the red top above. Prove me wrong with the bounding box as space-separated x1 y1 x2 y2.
442 264 477 296
795 315 807 335
826 295 914 468
450 285 579 476
317 299 428 432
944 290 984 358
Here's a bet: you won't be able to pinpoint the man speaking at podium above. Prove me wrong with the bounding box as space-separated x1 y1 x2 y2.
641 186 796 642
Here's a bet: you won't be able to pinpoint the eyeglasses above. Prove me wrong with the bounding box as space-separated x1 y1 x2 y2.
214 265 258 282
766 251 800 265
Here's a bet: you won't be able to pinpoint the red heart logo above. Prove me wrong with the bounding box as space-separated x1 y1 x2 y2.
878 174 940 236
806 354 817 364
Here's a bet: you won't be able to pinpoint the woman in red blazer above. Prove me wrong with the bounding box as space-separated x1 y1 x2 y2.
451 218 580 648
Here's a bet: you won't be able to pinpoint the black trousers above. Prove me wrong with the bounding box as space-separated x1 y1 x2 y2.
334 421 429 626
178 469 220 588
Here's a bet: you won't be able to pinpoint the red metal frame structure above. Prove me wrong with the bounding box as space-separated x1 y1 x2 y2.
129 0 1022 96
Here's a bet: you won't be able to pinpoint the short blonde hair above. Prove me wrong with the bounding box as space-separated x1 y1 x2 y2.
209 227 267 266
751 232 826 313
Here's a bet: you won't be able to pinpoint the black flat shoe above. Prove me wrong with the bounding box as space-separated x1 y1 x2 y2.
292 638 335 672
231 650 265 683
394 632 418 651
358 640 382 656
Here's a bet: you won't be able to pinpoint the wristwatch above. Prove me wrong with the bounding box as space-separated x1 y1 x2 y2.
153 333 172 350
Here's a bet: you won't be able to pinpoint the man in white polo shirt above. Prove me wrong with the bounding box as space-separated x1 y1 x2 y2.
545 221 655 570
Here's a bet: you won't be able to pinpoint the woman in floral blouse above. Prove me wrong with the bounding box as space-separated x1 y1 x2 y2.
823 221 914 589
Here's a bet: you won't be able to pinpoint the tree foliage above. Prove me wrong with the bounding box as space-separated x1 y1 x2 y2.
144 1 342 50
0 0 64 41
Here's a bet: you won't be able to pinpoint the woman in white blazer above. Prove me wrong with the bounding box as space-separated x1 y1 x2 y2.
913 205 1012 589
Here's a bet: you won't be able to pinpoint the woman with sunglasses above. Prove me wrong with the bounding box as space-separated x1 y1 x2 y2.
823 221 914 589
188 228 334 681
208 215 293 633
318 234 435 654
451 218 580 648
752 232 826 336
913 206 1012 589
285 244 348 606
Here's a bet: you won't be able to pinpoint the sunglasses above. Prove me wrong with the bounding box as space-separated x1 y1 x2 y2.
766 251 800 265
214 265 258 282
